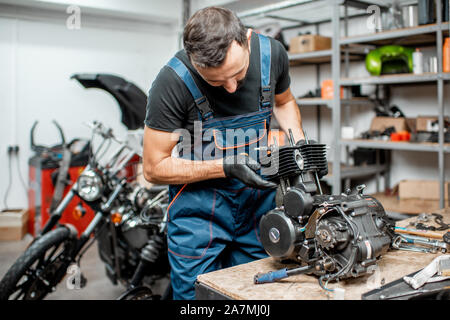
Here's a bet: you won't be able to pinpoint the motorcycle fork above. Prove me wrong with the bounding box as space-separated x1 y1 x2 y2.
75 212 107 254
27 189 77 249
108 219 122 282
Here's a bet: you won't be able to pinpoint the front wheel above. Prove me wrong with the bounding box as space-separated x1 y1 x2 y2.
116 286 157 300
0 227 76 300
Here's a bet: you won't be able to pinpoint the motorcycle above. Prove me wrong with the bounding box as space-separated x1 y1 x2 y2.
0 121 170 300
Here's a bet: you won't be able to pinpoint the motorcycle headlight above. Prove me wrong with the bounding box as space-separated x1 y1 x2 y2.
77 170 104 202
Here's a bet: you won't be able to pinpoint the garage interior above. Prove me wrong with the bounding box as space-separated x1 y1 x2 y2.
0 0 449 302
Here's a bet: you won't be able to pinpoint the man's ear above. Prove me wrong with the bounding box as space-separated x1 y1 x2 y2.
246 28 252 48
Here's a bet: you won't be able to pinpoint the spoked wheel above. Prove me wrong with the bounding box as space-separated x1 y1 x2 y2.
0 227 76 300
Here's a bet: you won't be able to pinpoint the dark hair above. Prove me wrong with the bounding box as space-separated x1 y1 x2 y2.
183 7 248 68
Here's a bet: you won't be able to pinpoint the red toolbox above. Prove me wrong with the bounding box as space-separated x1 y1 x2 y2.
28 155 95 237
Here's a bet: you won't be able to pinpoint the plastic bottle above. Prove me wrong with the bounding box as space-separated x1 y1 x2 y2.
412 48 423 74
444 38 450 73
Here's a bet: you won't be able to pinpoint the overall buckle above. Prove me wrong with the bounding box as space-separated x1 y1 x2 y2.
195 96 213 120
260 86 271 108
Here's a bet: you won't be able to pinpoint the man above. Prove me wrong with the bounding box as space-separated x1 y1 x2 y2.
143 6 304 300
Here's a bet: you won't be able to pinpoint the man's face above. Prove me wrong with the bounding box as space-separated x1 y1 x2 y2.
194 31 251 94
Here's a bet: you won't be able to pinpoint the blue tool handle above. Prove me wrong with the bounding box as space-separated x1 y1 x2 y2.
254 268 288 284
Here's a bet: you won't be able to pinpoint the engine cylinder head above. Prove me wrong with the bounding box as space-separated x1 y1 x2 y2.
261 143 328 181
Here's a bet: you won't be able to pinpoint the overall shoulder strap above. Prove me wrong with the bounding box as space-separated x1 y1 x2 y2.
258 33 272 109
167 56 213 121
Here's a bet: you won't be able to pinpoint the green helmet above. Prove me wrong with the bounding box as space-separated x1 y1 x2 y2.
366 45 414 76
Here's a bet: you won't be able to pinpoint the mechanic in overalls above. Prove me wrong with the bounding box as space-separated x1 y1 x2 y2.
143 6 305 300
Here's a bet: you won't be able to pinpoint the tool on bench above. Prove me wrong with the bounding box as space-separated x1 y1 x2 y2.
254 265 316 284
394 226 445 240
444 232 450 245
379 285 450 300
409 213 450 231
392 234 448 253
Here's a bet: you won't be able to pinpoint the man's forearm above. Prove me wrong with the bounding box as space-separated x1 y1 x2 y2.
144 157 225 185
274 99 305 142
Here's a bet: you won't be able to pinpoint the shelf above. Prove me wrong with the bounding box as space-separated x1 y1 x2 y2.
341 22 450 46
289 50 337 66
340 72 450 86
288 47 365 66
296 97 375 107
341 139 450 153
323 162 388 183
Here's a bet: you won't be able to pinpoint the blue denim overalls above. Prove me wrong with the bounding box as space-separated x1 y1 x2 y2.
166 34 276 300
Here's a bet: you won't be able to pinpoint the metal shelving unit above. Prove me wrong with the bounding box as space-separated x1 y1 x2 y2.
288 46 366 65
296 97 375 107
236 0 449 208
238 0 391 192
341 21 449 45
332 0 449 208
341 72 450 85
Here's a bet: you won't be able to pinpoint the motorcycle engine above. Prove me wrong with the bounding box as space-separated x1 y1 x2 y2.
121 185 168 250
259 140 395 282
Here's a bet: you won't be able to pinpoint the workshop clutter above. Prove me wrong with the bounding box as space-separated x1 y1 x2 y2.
373 0 449 32
289 33 331 54
359 114 413 142
357 102 449 143
411 115 450 143
0 209 29 241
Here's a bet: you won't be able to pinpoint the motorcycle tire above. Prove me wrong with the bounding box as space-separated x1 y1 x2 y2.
117 286 158 300
0 227 75 300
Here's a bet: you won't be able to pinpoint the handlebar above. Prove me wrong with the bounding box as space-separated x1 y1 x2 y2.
83 121 122 143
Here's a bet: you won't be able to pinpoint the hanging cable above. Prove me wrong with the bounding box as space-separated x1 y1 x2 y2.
2 153 13 210
15 152 28 196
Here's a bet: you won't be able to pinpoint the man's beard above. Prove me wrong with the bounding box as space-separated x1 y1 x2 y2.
236 78 246 90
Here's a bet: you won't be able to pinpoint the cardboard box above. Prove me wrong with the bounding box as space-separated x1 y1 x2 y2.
399 180 450 200
289 35 331 54
0 209 29 241
416 116 450 132
370 117 410 133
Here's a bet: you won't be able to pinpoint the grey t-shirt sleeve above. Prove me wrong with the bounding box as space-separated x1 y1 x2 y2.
144 66 194 132
272 38 291 95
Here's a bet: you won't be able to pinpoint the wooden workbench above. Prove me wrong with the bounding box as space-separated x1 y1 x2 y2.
196 208 450 300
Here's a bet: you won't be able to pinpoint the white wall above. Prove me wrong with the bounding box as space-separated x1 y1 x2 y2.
0 2 181 209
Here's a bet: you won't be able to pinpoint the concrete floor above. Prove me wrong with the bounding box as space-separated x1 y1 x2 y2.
0 234 169 300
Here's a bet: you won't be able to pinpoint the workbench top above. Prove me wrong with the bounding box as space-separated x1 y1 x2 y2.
196 208 450 300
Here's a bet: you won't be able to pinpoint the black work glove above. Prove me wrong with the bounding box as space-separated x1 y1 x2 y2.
223 153 277 189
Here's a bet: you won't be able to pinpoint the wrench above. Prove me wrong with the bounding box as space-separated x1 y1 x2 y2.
392 236 436 253
400 234 448 253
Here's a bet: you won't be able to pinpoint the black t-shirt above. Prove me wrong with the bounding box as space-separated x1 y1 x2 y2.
144 31 291 134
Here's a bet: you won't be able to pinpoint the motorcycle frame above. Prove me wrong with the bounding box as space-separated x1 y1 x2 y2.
31 123 143 277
